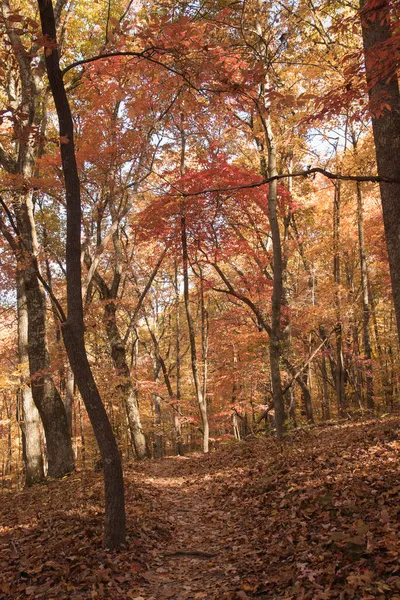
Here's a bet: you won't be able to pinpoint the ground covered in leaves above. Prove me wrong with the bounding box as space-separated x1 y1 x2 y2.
0 417 399 599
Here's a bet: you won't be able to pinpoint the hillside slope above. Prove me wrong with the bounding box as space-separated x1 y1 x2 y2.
0 418 399 599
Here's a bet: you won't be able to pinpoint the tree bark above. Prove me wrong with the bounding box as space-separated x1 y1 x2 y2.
37 0 125 548
64 368 74 438
351 127 374 409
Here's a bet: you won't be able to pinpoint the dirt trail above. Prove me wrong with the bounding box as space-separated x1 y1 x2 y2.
132 455 248 600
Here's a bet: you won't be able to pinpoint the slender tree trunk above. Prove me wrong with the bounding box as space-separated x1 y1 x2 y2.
179 117 209 452
250 8 286 438
174 263 184 455
300 371 314 422
152 359 163 459
199 270 209 409
146 311 184 457
37 0 125 548
355 182 374 409
256 113 285 439
320 354 331 420
369 280 391 405
282 153 303 427
267 139 285 439
350 124 375 410
333 183 346 415
78 394 86 467
181 217 209 452
17 276 44 485
232 412 241 440
360 0 400 341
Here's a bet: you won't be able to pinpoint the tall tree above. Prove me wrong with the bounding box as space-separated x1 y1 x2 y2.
37 0 125 548
0 0 74 479
360 0 400 340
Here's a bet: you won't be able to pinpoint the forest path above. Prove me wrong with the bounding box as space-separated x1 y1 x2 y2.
130 453 250 600
124 419 400 600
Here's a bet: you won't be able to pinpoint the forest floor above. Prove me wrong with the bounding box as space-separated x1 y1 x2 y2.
0 417 399 600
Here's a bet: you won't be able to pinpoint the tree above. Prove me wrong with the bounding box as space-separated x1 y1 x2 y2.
37 0 125 548
359 0 400 341
0 0 74 479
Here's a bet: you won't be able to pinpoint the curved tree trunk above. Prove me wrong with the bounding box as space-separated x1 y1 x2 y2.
37 0 125 548
62 326 126 548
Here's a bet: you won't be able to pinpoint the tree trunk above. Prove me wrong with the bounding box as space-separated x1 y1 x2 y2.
37 0 125 548
179 118 209 453
360 0 400 341
256 116 285 439
181 216 209 452
23 238 75 477
199 270 209 406
352 127 374 409
320 354 331 420
152 359 163 459
356 180 375 409
174 263 184 456
267 146 285 439
333 182 346 415
62 326 126 547
17 275 44 486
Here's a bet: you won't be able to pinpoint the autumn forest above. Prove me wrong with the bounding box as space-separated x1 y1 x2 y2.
0 0 399 597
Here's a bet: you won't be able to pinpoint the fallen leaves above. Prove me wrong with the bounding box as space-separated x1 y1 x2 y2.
0 417 399 598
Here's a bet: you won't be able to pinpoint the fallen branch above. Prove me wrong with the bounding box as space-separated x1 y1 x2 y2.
165 550 218 558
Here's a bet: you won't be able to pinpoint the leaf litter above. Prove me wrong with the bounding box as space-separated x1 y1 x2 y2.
0 417 399 599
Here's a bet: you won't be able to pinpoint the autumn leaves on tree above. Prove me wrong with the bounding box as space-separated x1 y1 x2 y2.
0 0 399 548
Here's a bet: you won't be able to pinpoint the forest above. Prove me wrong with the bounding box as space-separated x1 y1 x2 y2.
0 0 399 597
